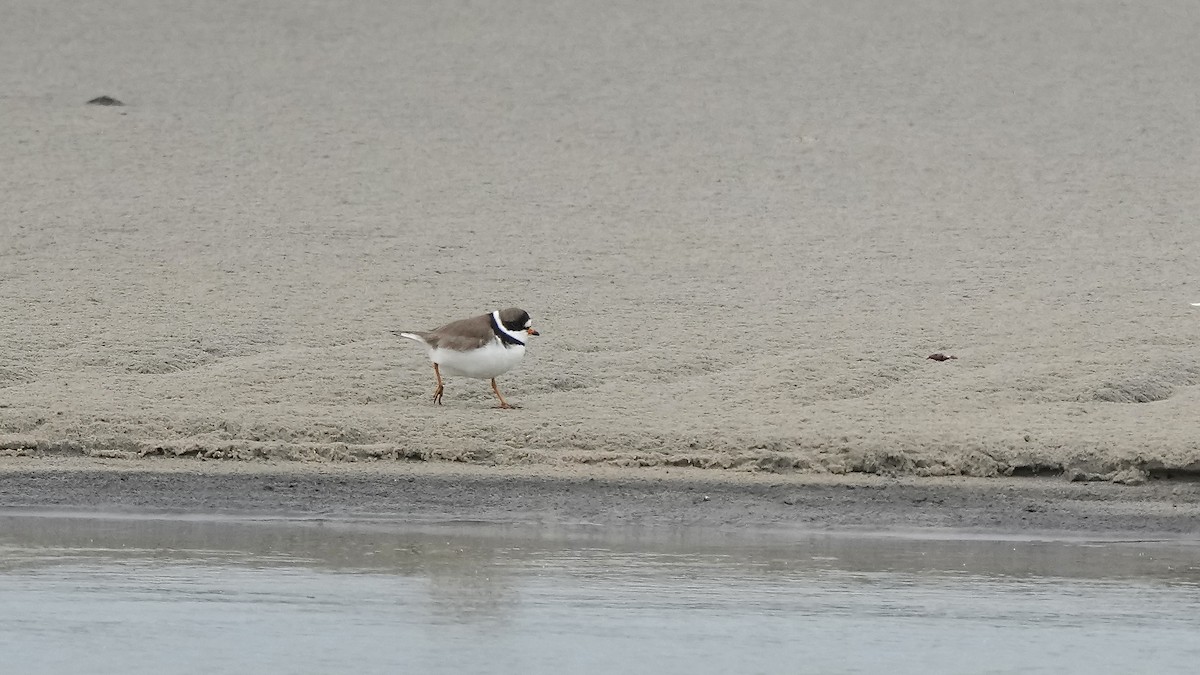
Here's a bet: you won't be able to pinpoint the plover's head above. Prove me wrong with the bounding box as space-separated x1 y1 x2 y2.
496 307 539 340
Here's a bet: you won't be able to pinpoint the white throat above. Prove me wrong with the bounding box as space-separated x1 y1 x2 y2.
491 310 527 345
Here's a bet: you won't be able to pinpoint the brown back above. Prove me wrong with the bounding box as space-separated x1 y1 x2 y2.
420 313 495 352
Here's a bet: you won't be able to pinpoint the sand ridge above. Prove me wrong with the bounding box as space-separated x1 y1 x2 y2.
2 1 1200 481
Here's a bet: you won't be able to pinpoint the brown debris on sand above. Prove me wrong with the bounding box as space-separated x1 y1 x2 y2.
927 353 958 362
86 96 124 106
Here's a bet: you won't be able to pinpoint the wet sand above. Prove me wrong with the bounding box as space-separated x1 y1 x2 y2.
2 457 1198 537
2 1 1200 482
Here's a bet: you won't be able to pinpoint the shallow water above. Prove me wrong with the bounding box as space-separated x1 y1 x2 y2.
1 514 1199 675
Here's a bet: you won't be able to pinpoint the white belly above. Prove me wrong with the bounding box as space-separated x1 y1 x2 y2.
432 339 526 379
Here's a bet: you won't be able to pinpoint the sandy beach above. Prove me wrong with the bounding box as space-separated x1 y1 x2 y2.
2 0 1200 506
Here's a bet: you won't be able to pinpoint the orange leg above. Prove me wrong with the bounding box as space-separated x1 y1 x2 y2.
490 378 516 409
432 363 445 405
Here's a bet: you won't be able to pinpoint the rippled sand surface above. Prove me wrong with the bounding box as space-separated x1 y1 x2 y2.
3 1 1199 479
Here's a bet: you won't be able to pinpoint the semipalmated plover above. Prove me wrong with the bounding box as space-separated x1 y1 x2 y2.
394 308 539 408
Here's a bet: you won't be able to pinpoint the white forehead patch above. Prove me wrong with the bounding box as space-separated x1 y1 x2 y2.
524 319 532 328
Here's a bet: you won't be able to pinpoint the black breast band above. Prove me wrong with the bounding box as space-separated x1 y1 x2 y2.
490 312 526 347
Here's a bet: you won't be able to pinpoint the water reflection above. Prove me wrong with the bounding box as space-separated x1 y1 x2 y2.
2 512 1199 675
3 513 1199 585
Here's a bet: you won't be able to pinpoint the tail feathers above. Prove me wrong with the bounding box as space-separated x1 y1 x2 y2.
393 330 428 343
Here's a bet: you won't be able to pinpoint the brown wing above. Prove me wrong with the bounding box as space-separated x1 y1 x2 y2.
424 313 495 351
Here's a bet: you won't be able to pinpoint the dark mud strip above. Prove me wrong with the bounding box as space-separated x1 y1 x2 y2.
1 459 1199 537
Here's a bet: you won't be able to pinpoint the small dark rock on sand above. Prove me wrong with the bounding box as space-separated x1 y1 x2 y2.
927 353 958 362
87 96 124 106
